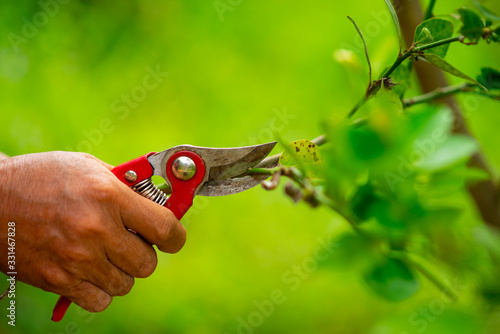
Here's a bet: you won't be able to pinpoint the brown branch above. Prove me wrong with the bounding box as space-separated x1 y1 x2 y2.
394 0 500 228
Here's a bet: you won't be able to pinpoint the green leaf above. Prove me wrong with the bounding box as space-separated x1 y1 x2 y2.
363 258 419 302
474 0 500 22
458 8 485 43
413 107 453 146
422 54 485 88
391 63 410 98
383 0 403 53
351 183 379 220
415 135 478 172
477 67 500 90
414 18 454 58
321 233 377 271
279 140 322 177
416 27 433 45
348 128 385 161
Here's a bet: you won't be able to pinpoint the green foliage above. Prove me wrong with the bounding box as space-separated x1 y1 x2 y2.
363 258 419 302
414 18 454 57
277 98 485 302
422 54 485 87
458 8 486 43
477 67 500 90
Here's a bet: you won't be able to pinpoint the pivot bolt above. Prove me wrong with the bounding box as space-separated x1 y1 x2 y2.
124 170 138 183
172 156 196 180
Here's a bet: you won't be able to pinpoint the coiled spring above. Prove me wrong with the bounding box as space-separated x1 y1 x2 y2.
132 178 168 206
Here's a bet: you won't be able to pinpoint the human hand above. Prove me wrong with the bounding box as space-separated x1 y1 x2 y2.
0 151 186 312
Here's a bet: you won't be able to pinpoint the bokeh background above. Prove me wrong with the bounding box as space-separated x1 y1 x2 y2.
1 0 500 333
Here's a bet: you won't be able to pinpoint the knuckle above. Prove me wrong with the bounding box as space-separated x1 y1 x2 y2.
90 176 118 203
89 295 112 313
115 276 135 296
40 265 70 293
71 215 106 238
136 254 158 278
61 246 89 264
155 215 175 243
168 226 186 254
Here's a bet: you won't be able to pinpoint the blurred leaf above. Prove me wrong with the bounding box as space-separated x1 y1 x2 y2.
364 258 419 302
279 140 322 177
458 8 485 43
415 135 478 172
351 183 379 220
413 107 453 145
370 309 482 334
474 225 500 261
383 0 403 53
422 54 485 88
333 48 363 71
348 128 385 161
322 233 378 271
414 18 454 57
477 67 500 90
474 0 500 22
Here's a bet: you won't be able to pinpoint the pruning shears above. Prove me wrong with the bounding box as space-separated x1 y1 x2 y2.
51 142 276 322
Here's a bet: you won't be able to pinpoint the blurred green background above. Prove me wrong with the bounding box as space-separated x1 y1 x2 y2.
1 0 500 333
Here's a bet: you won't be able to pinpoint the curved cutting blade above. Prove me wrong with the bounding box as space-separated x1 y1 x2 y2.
148 142 276 197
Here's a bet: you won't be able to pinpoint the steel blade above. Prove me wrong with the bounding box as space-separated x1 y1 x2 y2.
197 174 270 196
148 142 276 196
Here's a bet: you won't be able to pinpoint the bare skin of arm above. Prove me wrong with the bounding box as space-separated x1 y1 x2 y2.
0 151 186 312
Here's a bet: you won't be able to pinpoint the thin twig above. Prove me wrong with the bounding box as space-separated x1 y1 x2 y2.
348 35 465 119
423 0 436 21
403 82 473 108
347 16 372 90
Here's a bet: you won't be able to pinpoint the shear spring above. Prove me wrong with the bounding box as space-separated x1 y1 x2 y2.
132 178 168 206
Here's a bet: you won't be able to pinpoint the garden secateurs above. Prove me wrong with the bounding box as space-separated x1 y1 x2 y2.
51 142 276 322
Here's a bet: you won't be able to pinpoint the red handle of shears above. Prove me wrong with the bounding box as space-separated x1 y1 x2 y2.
51 151 205 322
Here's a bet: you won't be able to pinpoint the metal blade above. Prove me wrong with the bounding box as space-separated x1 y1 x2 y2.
197 174 270 196
148 142 276 196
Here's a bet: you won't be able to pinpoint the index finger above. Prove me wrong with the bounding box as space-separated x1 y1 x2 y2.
116 183 187 253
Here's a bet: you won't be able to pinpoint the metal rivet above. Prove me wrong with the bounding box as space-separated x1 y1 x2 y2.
124 170 138 183
172 156 196 180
